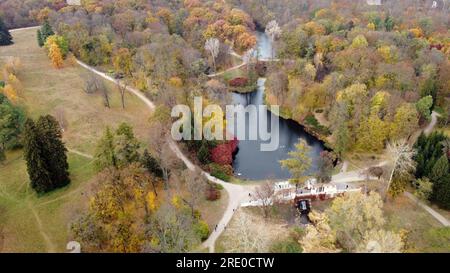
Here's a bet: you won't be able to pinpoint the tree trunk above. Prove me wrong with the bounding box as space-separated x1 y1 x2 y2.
384 158 399 202
212 55 216 72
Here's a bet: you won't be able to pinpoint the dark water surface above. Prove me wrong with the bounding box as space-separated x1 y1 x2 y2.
229 32 325 180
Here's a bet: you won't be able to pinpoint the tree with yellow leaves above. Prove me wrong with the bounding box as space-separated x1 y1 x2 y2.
48 42 63 69
2 84 18 103
6 73 22 94
351 35 368 49
113 48 133 76
300 212 340 253
326 191 404 252
356 113 389 152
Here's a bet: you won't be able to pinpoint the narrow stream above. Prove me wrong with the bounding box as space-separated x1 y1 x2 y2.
229 32 325 181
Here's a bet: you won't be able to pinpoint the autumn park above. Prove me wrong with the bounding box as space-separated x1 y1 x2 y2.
0 0 449 259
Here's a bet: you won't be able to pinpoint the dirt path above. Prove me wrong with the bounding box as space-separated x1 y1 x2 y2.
404 192 450 227
207 62 247 77
331 162 450 228
28 202 56 253
67 149 94 159
424 111 441 135
75 59 256 253
9 26 40 33
200 175 256 252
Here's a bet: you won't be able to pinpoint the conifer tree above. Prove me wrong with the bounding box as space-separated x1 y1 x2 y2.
142 149 163 178
95 127 117 171
0 17 13 46
37 29 44 47
23 119 53 193
36 115 70 188
23 116 70 193
95 123 141 171
115 123 140 166
430 154 449 183
434 175 450 209
37 20 54 47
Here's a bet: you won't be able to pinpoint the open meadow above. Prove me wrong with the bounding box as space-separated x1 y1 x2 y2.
0 28 151 252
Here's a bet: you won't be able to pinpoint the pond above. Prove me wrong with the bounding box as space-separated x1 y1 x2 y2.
229 32 325 180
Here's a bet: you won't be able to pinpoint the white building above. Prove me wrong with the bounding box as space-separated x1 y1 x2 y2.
66 0 81 6
367 0 382 5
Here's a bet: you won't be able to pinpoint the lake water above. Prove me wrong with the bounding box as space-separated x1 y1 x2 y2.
229 32 325 180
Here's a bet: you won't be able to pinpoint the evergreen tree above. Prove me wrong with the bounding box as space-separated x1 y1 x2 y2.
430 154 448 183
0 93 26 151
434 175 450 209
95 123 141 171
37 29 44 47
38 20 54 47
0 17 13 46
141 149 163 178
115 123 140 167
430 154 449 204
94 127 117 171
23 119 53 193
384 16 395 32
23 116 70 193
414 132 446 178
36 115 70 188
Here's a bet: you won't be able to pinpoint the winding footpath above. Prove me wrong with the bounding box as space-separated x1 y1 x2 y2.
70 60 450 251
424 111 441 136
404 192 450 227
9 25 255 253
75 59 255 253
10 26 448 252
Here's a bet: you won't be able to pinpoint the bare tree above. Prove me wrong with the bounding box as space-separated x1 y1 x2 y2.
242 48 255 64
101 86 110 108
385 140 416 200
117 79 128 109
222 211 272 253
149 120 179 189
148 203 199 253
83 74 110 108
205 38 220 72
54 107 68 132
252 182 275 219
83 74 100 94
205 79 230 108
265 20 281 60
181 169 207 217
242 48 256 71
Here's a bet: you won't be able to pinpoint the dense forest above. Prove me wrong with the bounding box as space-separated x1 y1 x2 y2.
244 0 449 155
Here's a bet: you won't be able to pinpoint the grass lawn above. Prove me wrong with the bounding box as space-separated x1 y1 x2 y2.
0 28 153 252
0 150 95 252
0 28 151 154
0 28 229 252
384 194 448 252
198 188 229 231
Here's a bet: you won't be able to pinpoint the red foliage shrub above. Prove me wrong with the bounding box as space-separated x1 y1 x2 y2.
229 77 248 87
210 138 238 165
430 44 444 51
205 184 221 201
